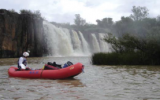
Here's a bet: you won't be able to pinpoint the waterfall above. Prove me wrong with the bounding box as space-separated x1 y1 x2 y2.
71 30 83 55
91 33 100 53
78 31 91 55
43 21 111 57
43 21 73 56
99 33 111 52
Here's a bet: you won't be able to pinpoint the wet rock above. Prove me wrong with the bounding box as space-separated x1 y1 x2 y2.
0 9 45 57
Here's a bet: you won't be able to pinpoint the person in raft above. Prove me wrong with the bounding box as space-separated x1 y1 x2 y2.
17 52 30 70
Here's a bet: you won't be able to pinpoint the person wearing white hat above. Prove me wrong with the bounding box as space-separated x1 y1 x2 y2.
17 52 30 70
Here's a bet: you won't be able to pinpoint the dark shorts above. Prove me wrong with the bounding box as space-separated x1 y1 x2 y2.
18 65 21 70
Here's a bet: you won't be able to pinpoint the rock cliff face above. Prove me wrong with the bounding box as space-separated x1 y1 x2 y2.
0 9 46 58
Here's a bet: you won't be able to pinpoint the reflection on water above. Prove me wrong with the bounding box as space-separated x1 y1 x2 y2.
57 79 85 87
1 57 160 100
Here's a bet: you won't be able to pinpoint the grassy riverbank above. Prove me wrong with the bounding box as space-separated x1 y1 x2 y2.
92 52 160 65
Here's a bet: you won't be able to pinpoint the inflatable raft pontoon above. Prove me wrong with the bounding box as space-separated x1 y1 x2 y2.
8 63 84 79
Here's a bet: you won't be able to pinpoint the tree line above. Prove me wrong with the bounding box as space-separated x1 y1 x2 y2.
90 6 160 65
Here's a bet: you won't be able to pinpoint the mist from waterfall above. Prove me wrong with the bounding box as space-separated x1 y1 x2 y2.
43 21 111 57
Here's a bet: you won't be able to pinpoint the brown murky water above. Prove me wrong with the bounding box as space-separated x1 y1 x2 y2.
1 57 160 100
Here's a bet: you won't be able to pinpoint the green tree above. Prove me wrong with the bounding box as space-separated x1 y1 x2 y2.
20 9 33 14
114 16 133 36
96 17 113 28
33 10 41 18
74 14 86 26
130 6 149 21
8 9 18 14
74 14 86 32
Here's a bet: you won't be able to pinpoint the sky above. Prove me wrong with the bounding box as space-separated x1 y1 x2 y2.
0 0 160 24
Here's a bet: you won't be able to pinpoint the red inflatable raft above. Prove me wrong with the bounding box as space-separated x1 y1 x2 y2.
8 63 84 79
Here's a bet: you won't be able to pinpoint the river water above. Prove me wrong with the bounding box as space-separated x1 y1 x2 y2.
0 57 160 100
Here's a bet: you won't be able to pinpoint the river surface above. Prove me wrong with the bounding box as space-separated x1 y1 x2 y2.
0 56 160 100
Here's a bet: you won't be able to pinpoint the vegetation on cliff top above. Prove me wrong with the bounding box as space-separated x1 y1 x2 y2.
92 6 160 65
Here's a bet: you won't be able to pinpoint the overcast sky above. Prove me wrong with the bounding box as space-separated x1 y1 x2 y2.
0 0 160 24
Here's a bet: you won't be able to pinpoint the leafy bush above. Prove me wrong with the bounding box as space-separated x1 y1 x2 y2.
92 33 160 65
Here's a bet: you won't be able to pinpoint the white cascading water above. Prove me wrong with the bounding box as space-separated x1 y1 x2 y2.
99 33 111 52
43 21 73 56
91 33 101 53
78 31 91 55
43 21 111 57
71 30 83 55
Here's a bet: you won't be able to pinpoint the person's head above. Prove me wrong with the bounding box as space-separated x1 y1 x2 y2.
23 52 29 58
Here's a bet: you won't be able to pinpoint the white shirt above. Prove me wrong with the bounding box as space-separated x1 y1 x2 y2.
18 57 27 69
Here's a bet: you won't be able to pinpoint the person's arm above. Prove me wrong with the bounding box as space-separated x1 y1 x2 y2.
18 57 26 69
